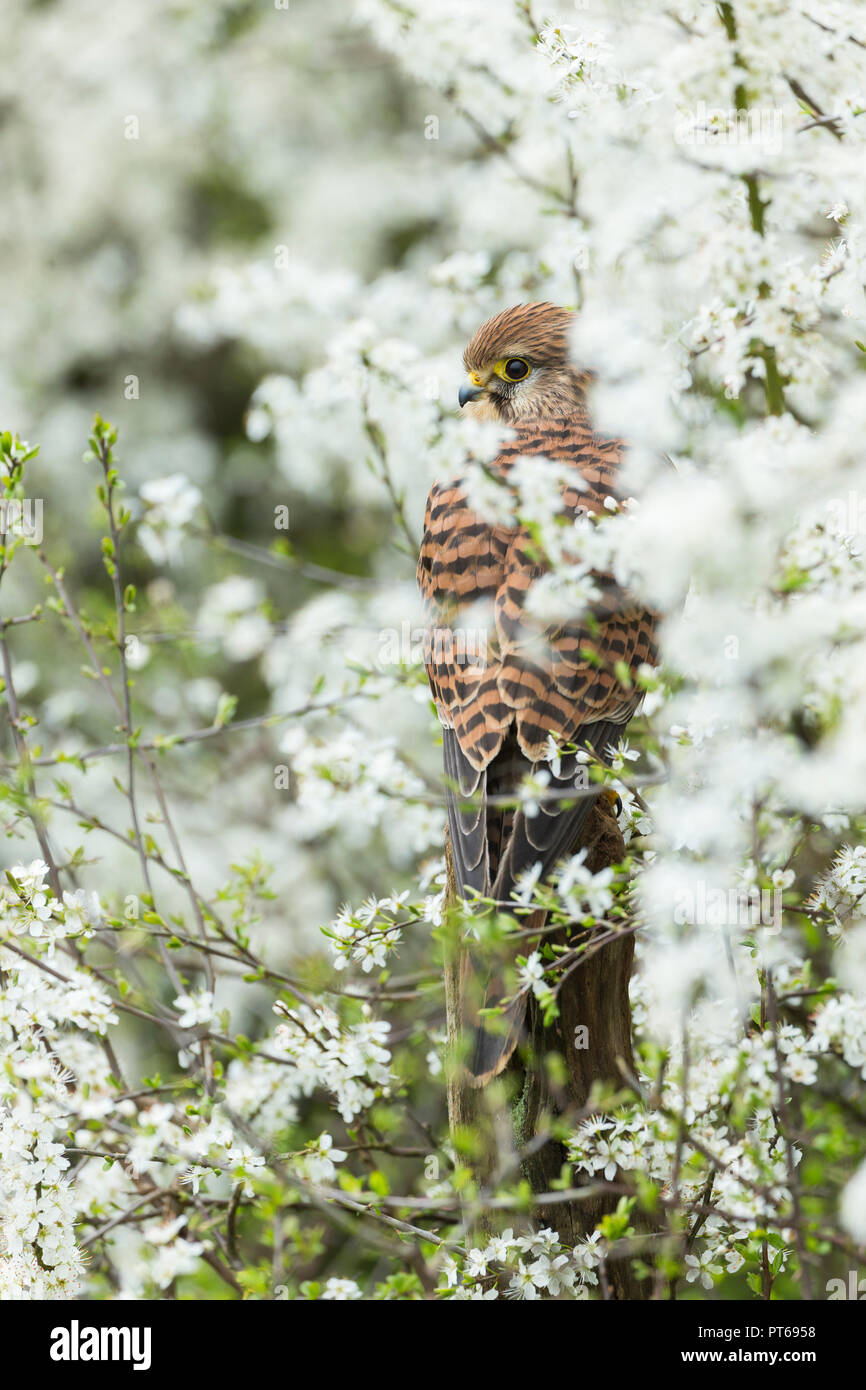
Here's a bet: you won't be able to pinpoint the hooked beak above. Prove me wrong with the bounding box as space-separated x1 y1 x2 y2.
459 380 486 408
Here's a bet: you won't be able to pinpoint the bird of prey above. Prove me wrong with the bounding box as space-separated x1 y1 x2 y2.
417 302 658 1086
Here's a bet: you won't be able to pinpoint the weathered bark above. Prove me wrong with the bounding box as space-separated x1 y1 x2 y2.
442 835 500 1192
443 798 651 1298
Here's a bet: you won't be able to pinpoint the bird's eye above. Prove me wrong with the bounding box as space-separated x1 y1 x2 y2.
492 356 531 385
501 357 530 382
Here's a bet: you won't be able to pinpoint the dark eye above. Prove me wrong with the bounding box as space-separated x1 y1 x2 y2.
503 358 529 381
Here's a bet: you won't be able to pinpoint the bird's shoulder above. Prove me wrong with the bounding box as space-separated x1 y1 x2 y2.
499 417 625 513
419 415 624 537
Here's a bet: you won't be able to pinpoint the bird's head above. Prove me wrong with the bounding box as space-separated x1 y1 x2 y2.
459 301 587 422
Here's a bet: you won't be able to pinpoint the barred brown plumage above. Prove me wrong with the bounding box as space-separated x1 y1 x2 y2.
417 303 659 1084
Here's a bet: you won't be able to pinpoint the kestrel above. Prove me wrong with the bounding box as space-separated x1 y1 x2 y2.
417 302 658 1085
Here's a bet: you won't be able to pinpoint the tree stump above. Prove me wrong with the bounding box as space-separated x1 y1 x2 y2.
443 797 651 1299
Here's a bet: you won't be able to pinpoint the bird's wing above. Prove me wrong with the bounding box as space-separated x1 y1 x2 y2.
492 420 657 767
417 478 514 769
418 421 657 891
418 420 658 1083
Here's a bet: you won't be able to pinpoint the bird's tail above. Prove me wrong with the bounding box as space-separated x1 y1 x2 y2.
461 908 547 1087
458 784 612 1086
